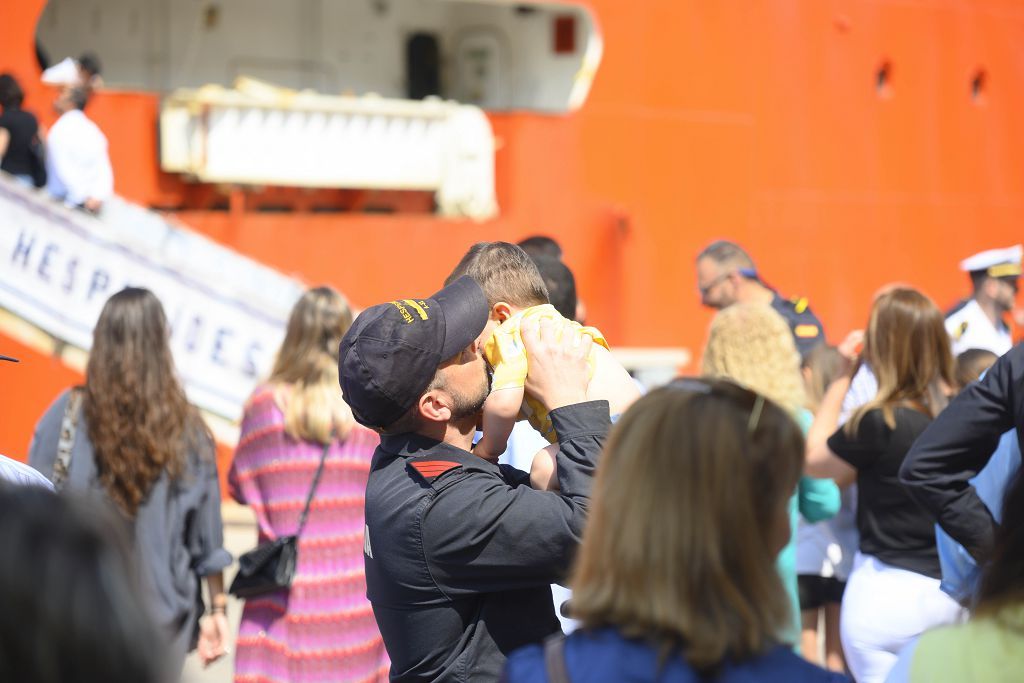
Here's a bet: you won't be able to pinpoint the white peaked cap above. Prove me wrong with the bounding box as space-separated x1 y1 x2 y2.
959 244 1023 275
41 57 80 86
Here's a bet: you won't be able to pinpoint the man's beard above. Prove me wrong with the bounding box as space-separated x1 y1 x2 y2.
449 370 491 420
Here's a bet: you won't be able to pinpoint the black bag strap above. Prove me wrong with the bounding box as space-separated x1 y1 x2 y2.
543 633 570 683
52 387 84 491
294 437 332 538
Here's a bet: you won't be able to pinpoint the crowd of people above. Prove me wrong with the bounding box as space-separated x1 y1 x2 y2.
0 61 113 213
0 235 1022 683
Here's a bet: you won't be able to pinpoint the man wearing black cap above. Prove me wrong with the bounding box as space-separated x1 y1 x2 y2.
339 276 609 682
695 240 825 357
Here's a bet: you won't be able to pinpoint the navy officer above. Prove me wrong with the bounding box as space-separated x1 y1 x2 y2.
945 245 1021 357
338 275 609 682
695 240 825 357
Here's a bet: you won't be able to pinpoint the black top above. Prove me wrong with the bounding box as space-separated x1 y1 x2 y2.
363 401 610 682
828 407 941 578
770 293 825 357
901 342 1024 561
0 108 39 176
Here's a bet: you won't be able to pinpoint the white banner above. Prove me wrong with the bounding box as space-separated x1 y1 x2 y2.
0 178 306 420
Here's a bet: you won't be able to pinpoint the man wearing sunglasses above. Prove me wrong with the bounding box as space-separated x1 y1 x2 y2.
695 240 825 357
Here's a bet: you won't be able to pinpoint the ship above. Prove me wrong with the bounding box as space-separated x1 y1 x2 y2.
2 0 1022 465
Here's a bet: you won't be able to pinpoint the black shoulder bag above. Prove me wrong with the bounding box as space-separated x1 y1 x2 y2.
228 439 331 598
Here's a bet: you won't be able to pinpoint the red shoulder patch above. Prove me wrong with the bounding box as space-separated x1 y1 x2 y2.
409 460 462 483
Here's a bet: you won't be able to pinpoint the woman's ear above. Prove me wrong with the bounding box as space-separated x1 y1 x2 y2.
493 302 513 322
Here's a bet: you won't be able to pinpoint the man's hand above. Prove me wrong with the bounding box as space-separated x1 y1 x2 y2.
521 316 593 412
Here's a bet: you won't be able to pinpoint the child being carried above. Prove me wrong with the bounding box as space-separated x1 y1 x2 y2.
446 242 641 488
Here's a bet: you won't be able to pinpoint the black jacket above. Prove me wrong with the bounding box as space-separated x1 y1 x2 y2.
900 343 1024 561
363 401 609 682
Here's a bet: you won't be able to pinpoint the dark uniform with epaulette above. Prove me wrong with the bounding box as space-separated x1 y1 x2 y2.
902 342 1024 561
770 293 826 357
338 275 610 683
364 402 609 682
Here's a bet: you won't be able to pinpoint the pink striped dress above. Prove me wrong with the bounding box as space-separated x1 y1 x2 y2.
228 386 389 683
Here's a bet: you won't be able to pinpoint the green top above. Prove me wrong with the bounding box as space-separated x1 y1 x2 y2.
908 605 1024 682
776 408 842 646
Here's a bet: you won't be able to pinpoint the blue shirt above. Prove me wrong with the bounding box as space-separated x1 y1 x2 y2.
935 430 1020 603
0 453 54 490
504 627 849 683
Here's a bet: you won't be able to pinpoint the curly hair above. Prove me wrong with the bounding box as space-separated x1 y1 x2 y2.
701 303 806 415
84 288 209 517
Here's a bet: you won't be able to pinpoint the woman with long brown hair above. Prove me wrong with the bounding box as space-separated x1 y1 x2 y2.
29 287 231 676
504 379 847 682
805 287 963 683
228 286 389 683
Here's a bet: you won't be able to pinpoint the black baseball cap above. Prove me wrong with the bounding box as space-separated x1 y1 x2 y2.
339 276 489 430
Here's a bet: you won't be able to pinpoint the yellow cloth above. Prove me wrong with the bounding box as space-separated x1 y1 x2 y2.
483 304 609 443
910 606 1024 682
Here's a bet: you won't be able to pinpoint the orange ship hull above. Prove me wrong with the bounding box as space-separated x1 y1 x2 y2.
3 0 1023 461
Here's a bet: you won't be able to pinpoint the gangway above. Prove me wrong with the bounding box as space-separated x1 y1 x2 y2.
0 174 305 431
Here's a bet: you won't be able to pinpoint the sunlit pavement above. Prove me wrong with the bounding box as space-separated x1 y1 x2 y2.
181 503 257 683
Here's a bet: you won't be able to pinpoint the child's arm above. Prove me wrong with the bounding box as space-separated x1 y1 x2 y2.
474 386 525 462
530 443 561 491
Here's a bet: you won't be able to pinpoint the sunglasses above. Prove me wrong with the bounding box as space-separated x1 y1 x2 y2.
668 377 767 435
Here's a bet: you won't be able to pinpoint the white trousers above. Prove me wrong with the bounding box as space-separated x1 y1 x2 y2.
841 553 963 683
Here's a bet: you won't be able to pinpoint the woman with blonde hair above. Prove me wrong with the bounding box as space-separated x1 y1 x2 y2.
701 303 841 649
229 287 389 683
805 287 962 683
504 379 847 682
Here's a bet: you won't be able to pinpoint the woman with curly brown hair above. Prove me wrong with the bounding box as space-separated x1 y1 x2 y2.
29 287 231 677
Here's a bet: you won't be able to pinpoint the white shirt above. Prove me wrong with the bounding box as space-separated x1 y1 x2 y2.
46 109 113 207
945 299 1012 357
0 453 54 490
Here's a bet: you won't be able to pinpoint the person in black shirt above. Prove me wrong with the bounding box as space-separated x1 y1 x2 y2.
901 342 1024 562
0 73 44 188
804 287 964 683
338 276 608 682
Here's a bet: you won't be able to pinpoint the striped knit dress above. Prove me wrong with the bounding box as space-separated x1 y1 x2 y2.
228 386 389 683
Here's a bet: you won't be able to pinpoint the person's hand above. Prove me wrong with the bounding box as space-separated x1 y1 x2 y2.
197 611 231 667
82 197 102 213
521 316 593 411
837 330 864 374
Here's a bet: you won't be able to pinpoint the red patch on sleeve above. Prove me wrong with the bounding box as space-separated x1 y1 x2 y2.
409 460 461 482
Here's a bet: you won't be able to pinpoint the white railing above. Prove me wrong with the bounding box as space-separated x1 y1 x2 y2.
159 78 498 220
0 175 306 422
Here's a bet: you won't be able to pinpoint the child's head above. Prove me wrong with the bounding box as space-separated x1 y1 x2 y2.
955 348 999 390
800 344 844 411
446 242 550 323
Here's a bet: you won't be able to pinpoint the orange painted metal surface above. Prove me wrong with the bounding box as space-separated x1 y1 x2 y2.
3 0 1024 461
